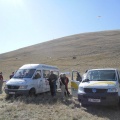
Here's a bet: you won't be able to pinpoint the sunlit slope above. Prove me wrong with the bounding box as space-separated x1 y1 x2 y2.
0 30 120 79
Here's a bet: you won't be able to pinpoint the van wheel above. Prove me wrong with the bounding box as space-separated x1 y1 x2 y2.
5 94 12 99
29 88 36 97
80 102 87 107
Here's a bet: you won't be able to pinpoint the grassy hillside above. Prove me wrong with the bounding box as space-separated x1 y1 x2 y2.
0 30 120 79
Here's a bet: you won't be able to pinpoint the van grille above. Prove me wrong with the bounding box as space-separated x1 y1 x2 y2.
7 85 20 89
84 88 107 93
83 95 106 100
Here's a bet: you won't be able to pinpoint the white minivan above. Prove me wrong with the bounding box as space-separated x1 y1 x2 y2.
5 64 60 96
78 68 120 106
71 68 120 106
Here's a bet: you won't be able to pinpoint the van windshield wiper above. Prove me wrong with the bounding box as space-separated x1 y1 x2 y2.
97 79 108 81
82 79 89 83
13 76 23 79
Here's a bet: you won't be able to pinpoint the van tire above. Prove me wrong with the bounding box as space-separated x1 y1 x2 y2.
80 102 87 107
5 94 12 99
29 88 36 97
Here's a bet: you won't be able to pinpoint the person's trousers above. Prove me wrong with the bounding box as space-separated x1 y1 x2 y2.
61 85 66 98
0 81 3 92
65 84 70 95
50 81 56 97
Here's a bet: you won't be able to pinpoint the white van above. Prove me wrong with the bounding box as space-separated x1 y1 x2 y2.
5 64 60 96
71 68 120 106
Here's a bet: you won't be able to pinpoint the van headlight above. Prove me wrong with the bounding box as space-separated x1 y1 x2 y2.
78 87 84 93
107 88 118 92
19 85 28 89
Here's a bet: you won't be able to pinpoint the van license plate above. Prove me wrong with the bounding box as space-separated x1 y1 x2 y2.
88 98 101 103
9 92 15 94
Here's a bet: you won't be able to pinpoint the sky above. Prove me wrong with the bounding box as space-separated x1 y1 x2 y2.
0 0 120 54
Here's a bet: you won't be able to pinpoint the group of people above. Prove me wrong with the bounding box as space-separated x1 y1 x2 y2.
48 71 70 98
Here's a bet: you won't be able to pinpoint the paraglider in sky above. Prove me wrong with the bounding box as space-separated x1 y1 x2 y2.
97 16 101 18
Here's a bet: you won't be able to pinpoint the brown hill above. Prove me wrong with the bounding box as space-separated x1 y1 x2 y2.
0 30 120 79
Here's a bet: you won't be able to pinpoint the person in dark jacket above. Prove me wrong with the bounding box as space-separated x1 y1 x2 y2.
9 72 14 79
48 71 57 97
63 74 70 96
59 74 66 98
76 72 82 82
0 72 3 93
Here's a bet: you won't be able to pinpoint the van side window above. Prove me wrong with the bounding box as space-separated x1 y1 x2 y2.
34 70 41 79
43 70 50 78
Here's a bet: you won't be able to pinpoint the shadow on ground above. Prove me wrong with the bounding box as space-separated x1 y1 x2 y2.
81 104 120 120
4 90 78 106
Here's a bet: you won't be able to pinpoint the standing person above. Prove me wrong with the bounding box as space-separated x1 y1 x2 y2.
0 72 3 93
64 74 70 96
76 72 82 82
48 71 57 97
59 74 66 99
9 72 14 79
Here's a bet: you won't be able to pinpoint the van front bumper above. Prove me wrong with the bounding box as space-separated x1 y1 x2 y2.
5 89 29 95
78 92 119 106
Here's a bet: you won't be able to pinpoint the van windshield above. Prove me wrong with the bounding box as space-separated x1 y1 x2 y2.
85 70 116 81
13 69 36 79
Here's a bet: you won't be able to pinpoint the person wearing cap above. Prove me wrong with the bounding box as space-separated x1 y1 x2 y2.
48 71 57 97
0 72 3 93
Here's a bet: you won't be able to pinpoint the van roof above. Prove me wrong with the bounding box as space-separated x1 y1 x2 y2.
88 68 118 71
19 64 58 70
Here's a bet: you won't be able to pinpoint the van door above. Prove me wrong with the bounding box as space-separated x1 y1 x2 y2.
33 70 43 93
71 71 81 97
43 70 50 92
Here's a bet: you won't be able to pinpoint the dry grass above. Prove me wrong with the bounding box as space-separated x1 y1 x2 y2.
0 88 120 120
0 30 120 120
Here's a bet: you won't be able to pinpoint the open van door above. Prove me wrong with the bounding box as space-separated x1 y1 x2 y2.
71 71 81 97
